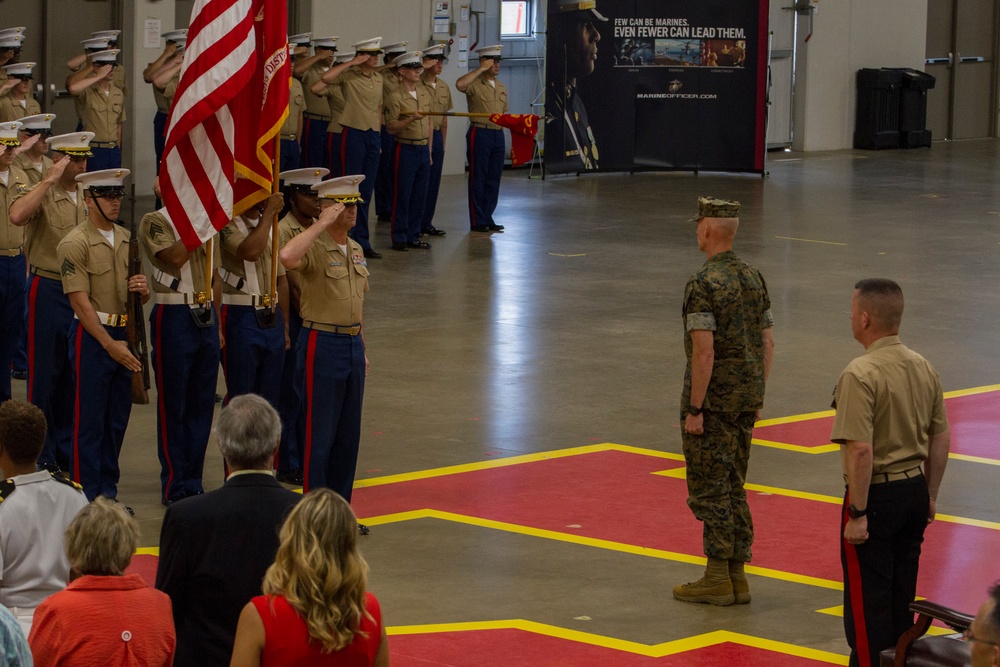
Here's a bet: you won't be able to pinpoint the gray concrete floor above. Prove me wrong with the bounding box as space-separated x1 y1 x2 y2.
13 139 1000 660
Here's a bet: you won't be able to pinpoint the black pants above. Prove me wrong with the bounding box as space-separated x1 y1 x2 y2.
841 475 929 667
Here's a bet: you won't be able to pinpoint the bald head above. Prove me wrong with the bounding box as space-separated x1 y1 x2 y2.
854 278 904 334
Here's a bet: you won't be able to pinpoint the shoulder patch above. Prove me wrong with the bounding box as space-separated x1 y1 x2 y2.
50 472 84 492
0 478 15 502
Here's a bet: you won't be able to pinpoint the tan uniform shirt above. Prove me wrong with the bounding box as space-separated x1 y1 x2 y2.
465 76 508 130
421 75 454 130
15 182 88 274
140 209 220 297
114 64 128 98
334 67 383 132
0 95 41 122
277 212 306 249
381 71 399 124
297 234 368 326
385 87 432 142
14 154 51 186
324 84 346 134
57 221 130 314
162 75 179 111
280 78 305 138
153 84 169 114
219 215 284 297
0 165 29 250
74 84 126 143
830 335 949 474
301 63 331 118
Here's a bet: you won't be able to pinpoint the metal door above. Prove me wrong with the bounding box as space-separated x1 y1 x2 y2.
925 0 998 140
767 0 795 148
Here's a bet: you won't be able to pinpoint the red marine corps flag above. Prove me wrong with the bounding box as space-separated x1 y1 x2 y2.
160 0 288 251
489 113 539 167
233 0 289 214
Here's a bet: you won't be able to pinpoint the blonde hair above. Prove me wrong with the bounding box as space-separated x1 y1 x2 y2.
263 489 370 652
64 496 139 575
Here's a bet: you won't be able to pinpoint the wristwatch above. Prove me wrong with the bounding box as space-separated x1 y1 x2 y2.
688 405 703 417
847 504 868 519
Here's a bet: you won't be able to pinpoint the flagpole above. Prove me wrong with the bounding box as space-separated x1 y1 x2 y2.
205 237 213 299
270 134 280 314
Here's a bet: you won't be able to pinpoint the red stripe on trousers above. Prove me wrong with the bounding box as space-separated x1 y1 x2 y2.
219 305 229 404
154 307 174 500
468 128 477 227
302 330 318 492
71 324 84 483
340 128 349 177
391 142 403 234
843 499 871 666
25 276 39 400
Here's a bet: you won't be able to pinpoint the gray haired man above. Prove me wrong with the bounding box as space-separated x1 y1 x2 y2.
155 394 300 667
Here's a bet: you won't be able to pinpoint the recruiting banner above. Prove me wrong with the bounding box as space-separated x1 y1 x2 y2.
544 0 768 175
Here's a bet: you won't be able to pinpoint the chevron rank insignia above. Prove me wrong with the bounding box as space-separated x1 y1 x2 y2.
61 258 76 277
150 221 164 239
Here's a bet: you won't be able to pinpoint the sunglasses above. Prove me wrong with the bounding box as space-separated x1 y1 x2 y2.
22 129 52 137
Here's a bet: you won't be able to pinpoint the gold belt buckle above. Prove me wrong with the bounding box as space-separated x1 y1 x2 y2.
261 294 273 308
194 291 209 306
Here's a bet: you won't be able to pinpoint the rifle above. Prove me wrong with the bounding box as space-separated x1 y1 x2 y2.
125 183 150 404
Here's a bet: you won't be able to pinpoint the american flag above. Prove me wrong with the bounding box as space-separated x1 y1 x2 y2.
160 0 258 251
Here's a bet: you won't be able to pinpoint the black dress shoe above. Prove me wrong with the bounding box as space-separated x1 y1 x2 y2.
407 241 431 249
423 227 446 237
358 523 371 535
363 248 382 259
11 370 27 380
470 225 492 233
276 469 304 486
488 224 505 232
391 242 408 251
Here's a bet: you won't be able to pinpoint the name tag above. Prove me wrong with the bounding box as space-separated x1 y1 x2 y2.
328 260 343 267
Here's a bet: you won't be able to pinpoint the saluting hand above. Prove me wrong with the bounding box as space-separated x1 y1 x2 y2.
317 202 345 227
14 134 40 155
44 155 70 183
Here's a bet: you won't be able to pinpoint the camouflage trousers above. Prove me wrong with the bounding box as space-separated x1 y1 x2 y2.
680 410 756 562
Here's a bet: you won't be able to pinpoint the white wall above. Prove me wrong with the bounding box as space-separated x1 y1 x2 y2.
793 0 929 151
123 0 176 195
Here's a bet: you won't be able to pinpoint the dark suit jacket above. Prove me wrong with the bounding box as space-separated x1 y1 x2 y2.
154 473 300 667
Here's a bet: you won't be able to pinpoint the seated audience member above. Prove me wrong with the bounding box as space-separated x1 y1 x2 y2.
0 604 31 666
230 488 388 666
0 400 88 633
28 497 175 666
156 394 301 666
969 582 1000 667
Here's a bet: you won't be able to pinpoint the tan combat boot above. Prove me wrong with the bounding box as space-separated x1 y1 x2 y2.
673 557 735 606
729 560 751 604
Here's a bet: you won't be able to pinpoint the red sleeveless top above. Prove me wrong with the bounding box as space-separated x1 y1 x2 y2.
252 592 382 666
